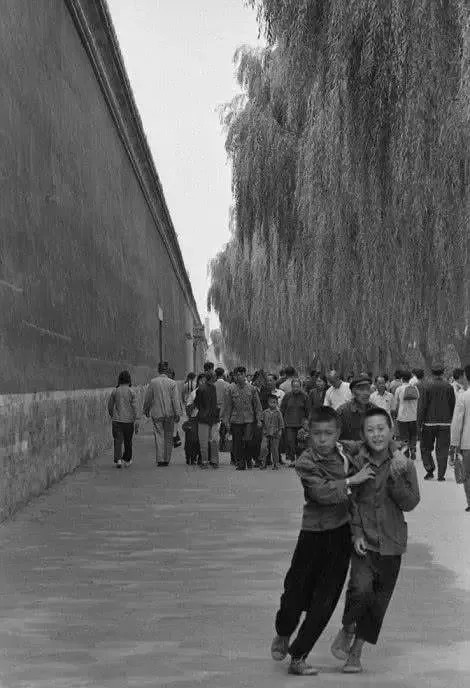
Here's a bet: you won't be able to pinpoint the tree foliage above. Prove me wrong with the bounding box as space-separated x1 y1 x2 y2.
209 1 470 371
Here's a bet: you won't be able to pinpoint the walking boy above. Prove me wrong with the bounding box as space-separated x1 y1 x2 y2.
271 407 375 676
259 393 284 470
331 407 420 673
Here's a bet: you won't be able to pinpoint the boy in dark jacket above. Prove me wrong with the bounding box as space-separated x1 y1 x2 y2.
271 407 375 676
259 394 284 470
280 378 310 466
331 407 420 673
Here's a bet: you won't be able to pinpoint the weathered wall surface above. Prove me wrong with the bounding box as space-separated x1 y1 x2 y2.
0 388 121 521
0 0 203 393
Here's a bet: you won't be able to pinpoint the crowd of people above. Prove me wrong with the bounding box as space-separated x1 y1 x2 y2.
106 358 470 675
107 360 470 511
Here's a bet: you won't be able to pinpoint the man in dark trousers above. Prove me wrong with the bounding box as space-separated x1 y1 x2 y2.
417 361 455 481
222 366 263 470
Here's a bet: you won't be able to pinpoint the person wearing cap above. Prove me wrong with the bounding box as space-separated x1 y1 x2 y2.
417 361 455 481
336 376 377 441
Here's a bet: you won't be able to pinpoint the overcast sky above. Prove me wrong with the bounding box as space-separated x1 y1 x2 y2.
106 0 263 326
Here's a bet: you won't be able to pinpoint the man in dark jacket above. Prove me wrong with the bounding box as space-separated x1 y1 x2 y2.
280 378 310 465
195 372 220 469
417 361 455 481
222 366 263 470
337 376 377 442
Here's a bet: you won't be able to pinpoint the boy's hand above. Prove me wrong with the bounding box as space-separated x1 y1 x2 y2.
353 536 367 557
389 452 408 480
349 463 375 486
134 422 139 434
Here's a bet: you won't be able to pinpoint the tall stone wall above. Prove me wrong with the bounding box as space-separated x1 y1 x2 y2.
0 1 204 518
0 0 203 394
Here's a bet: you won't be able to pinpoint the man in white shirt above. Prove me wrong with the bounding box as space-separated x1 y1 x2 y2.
279 366 297 394
394 370 419 461
370 376 395 415
324 370 352 410
452 367 467 397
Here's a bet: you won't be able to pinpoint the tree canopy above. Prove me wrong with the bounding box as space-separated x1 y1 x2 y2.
208 1 470 372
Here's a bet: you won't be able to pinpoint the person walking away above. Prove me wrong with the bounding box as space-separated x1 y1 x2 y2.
222 366 262 471
450 363 470 512
167 367 183 448
337 376 376 442
308 374 328 414
452 367 467 397
271 407 375 676
370 376 395 416
417 361 455 481
259 394 284 470
143 362 181 467
108 370 139 468
393 371 419 460
184 373 204 465
324 371 352 410
195 371 220 469
251 370 269 466
279 366 297 394
389 370 403 396
331 407 420 673
280 378 310 466
214 367 229 451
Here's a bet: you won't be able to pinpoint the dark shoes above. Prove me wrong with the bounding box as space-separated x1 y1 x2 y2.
342 652 363 674
437 477 445 482
423 472 434 480
331 627 355 661
157 461 169 467
271 635 289 661
466 507 470 512
288 658 318 676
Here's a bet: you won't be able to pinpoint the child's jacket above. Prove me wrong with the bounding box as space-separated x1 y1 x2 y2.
295 444 360 532
261 408 284 437
350 444 420 555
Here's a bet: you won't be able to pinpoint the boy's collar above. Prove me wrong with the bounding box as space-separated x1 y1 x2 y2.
358 442 393 465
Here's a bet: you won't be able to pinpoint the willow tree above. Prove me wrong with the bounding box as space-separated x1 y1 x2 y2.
209 1 470 371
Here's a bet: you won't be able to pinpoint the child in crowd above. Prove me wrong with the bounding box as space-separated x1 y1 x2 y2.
271 407 375 676
331 407 420 673
107 370 139 468
259 393 284 470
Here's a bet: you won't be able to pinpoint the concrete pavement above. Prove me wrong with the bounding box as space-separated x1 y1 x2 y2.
0 424 469 687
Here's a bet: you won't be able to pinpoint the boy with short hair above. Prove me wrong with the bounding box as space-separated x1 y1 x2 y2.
331 407 420 674
259 393 284 470
271 407 375 676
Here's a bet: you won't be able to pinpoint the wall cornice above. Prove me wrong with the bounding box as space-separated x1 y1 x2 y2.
64 0 202 326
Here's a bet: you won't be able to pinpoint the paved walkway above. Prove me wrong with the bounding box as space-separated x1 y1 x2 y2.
1 424 470 687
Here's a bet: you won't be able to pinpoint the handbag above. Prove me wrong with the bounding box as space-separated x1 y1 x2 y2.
453 452 466 484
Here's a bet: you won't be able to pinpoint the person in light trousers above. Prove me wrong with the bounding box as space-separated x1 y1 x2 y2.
143 361 181 466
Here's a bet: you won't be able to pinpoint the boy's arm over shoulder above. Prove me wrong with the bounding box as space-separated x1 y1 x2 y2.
388 453 420 512
295 452 350 505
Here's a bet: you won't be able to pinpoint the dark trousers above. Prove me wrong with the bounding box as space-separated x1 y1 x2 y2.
285 426 301 463
231 423 252 469
397 420 417 460
421 425 450 478
342 550 401 645
112 421 134 463
275 525 351 660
